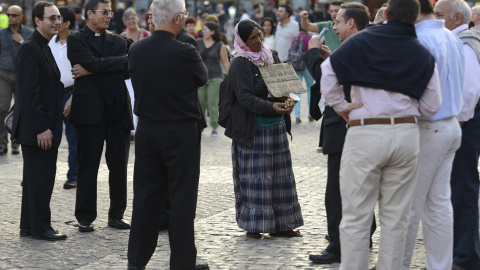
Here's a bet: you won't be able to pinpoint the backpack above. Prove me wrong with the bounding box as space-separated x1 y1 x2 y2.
287 34 307 71
218 57 251 128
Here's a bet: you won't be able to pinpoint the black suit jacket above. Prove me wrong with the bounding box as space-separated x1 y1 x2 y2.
305 48 350 155
128 30 207 122
67 26 133 130
11 30 64 148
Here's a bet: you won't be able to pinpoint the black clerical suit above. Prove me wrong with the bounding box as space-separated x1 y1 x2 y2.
12 30 64 235
127 30 207 269
306 48 376 256
67 26 133 224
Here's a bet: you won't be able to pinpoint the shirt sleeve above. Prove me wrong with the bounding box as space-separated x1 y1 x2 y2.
418 65 442 119
320 58 349 112
457 44 480 122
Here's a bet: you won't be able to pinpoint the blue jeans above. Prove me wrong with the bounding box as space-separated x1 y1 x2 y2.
62 90 78 181
294 69 314 119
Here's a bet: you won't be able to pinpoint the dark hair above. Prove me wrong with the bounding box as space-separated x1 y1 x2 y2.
417 0 433 15
279 5 293 17
340 3 370 31
204 22 224 42
32 1 55 28
253 4 260 10
238 19 261 43
185 16 196 26
387 0 420 23
58 6 76 30
330 1 345 7
85 0 111 18
261 17 276 35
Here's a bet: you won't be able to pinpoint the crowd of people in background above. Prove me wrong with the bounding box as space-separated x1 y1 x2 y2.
1 0 480 270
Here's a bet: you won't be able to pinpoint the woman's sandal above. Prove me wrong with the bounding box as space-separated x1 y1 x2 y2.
270 230 302 237
246 232 262 239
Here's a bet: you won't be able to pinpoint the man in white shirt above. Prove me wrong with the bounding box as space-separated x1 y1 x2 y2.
402 0 464 269
274 5 299 62
434 1 480 269
321 0 442 269
48 5 78 190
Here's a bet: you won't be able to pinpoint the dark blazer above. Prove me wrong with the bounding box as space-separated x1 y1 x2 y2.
67 26 133 130
177 28 198 50
11 30 64 148
305 48 350 155
128 30 207 122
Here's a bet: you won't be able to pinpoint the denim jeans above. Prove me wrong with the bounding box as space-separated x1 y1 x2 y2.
62 90 78 181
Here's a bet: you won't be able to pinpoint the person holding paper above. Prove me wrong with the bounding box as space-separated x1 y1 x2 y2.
225 19 304 239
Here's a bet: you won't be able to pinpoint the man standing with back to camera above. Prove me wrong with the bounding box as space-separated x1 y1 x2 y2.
127 0 209 269
67 0 133 233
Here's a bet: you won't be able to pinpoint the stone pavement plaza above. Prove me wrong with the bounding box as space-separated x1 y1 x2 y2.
0 104 452 269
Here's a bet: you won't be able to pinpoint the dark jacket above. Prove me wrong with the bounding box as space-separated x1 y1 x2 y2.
11 30 64 147
305 48 350 155
225 51 289 146
67 26 133 130
128 30 207 123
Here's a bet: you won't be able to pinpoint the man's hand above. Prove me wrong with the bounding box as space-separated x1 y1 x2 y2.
309 35 323 49
12 32 24 44
320 45 331 59
300 10 309 21
72 64 92 79
63 95 72 116
273 102 292 114
337 103 363 123
37 129 53 150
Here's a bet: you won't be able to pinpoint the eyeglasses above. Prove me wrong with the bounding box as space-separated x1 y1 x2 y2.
42 15 63 23
93 9 114 16
6 13 20 18
177 11 189 17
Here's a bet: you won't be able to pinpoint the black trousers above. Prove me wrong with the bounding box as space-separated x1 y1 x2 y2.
74 110 130 223
325 151 377 256
128 119 201 269
20 145 58 235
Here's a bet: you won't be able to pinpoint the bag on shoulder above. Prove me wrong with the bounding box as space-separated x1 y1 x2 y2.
287 35 307 71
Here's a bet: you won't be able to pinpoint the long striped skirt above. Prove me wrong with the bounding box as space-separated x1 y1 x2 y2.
232 121 304 233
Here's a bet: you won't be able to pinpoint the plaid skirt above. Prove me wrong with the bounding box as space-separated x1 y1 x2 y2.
232 121 304 233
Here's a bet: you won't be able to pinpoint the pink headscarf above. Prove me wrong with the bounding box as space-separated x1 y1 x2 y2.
230 22 274 67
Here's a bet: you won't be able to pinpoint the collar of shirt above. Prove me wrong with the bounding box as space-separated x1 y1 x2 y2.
452 24 468 35
415 19 445 32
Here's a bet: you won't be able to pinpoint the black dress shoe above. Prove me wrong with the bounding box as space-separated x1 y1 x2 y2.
194 263 210 270
11 144 19 154
78 221 94 232
127 265 145 270
108 219 130 229
20 229 31 236
309 250 341 264
32 229 67 241
63 179 77 189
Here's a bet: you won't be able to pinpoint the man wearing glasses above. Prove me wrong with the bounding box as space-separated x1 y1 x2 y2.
0 5 33 155
11 1 66 241
67 0 133 233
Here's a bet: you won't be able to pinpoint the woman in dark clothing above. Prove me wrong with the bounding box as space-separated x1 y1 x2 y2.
226 19 304 239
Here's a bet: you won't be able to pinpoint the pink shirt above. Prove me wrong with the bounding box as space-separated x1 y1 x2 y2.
452 24 480 122
320 57 442 120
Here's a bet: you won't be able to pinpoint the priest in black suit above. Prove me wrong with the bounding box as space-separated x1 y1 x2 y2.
67 0 133 232
126 0 208 269
12 1 67 241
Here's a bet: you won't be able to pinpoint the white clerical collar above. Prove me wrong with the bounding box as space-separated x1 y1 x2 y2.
95 32 101 37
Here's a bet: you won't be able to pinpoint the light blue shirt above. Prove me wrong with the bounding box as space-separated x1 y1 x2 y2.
415 19 464 121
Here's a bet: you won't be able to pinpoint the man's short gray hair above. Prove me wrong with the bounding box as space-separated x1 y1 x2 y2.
152 0 184 26
450 0 472 24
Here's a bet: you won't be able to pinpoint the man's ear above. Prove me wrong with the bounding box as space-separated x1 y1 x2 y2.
454 12 463 27
34 16 41 28
64 20 71 29
86 9 93 20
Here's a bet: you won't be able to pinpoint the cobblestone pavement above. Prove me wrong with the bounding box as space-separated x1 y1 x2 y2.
0 97 461 269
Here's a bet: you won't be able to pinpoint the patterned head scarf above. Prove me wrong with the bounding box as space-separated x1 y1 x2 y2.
230 21 274 67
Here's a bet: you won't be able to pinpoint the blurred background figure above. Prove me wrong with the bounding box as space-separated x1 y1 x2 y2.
197 22 230 137
374 7 386 24
261 17 276 49
121 7 150 41
471 6 480 31
185 16 200 39
214 3 229 33
111 1 126 34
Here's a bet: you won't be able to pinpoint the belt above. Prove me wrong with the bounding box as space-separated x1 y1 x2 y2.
348 116 417 128
64 85 74 93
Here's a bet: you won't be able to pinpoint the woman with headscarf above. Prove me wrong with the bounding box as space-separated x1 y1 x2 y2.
225 19 304 239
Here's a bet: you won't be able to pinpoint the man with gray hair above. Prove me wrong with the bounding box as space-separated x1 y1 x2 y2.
126 0 209 269
434 1 480 269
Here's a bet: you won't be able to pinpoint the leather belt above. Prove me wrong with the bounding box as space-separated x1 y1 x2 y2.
348 116 417 128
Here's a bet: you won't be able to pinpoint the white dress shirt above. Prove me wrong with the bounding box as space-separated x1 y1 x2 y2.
48 35 74 88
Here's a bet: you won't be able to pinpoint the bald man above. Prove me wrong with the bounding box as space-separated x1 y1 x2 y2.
0 5 33 155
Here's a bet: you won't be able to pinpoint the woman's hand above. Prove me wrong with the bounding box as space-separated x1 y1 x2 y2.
272 102 292 114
